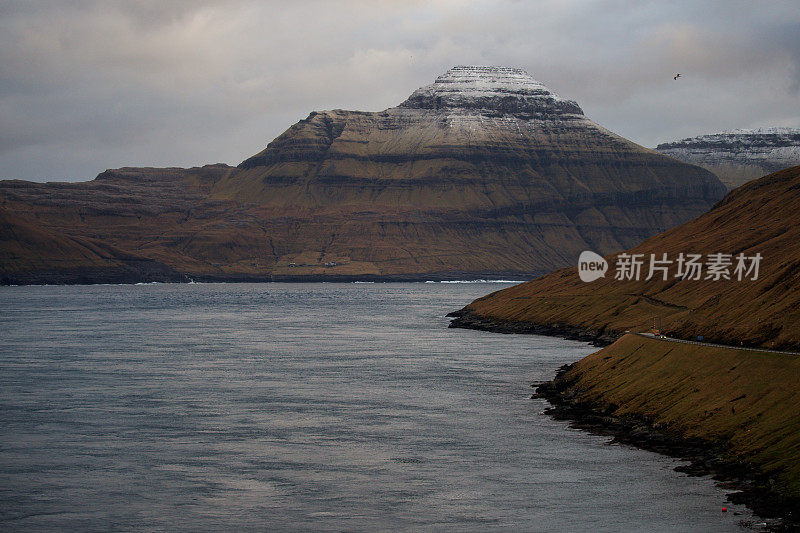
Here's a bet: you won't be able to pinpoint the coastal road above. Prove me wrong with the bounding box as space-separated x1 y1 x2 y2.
634 332 800 356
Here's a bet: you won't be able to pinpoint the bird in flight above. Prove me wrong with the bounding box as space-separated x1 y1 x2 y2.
674 73 681 80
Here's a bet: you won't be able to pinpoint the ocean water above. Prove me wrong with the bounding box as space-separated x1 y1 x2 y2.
0 283 756 531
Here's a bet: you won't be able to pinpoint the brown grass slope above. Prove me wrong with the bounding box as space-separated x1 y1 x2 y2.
555 334 800 506
456 165 800 351
0 165 281 282
0 208 180 284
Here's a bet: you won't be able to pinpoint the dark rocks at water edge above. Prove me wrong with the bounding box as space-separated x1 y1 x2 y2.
534 366 800 530
446 309 620 346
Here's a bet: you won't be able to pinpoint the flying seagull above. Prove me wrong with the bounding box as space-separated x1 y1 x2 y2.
674 73 681 80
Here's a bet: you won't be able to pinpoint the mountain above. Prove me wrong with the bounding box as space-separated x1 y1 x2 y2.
0 165 247 284
656 127 800 189
0 208 181 284
450 165 800 351
1 66 726 284
210 66 725 280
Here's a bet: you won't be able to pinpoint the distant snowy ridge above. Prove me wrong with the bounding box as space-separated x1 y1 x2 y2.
723 127 800 135
656 128 800 189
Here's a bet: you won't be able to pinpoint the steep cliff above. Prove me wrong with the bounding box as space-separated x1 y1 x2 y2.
656 128 800 188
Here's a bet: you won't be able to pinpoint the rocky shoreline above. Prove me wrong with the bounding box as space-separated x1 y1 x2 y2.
446 309 620 346
535 364 800 531
448 309 800 529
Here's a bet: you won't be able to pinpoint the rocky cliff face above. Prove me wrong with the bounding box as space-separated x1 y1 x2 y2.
1 66 726 283
656 128 800 188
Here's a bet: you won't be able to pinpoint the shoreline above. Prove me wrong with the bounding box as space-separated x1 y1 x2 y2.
534 364 799 530
446 308 620 346
0 273 539 287
449 310 800 529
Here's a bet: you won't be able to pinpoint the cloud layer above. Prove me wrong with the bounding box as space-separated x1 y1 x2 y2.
2 0 799 181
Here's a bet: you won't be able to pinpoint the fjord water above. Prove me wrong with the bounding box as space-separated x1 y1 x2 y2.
0 283 753 531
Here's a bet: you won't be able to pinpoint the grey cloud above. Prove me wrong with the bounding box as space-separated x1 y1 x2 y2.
1 0 798 181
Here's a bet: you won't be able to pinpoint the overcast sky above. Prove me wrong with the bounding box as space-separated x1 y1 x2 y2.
1 0 799 182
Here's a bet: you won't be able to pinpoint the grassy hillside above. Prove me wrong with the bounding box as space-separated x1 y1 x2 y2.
454 165 800 351
0 208 180 284
550 334 800 508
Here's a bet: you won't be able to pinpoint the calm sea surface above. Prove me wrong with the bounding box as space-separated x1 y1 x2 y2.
0 283 755 531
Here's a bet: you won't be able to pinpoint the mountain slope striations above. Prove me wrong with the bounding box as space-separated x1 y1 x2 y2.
210 66 726 279
2 66 726 283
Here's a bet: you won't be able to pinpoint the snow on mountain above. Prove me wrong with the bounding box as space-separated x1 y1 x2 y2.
399 66 584 118
656 128 800 189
